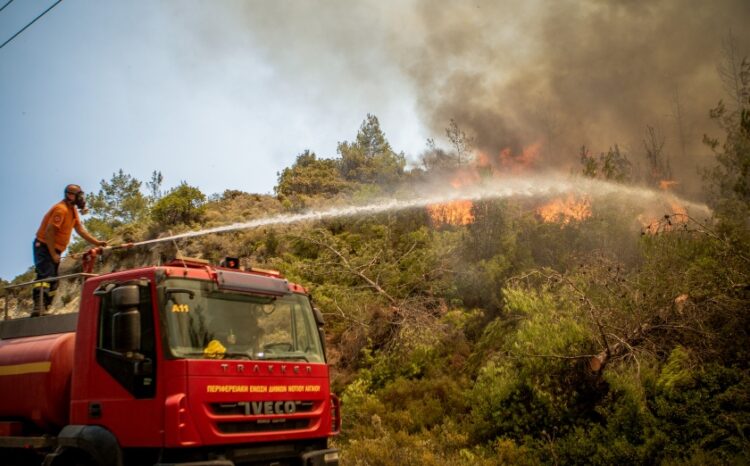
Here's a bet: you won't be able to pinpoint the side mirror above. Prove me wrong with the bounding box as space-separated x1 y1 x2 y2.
112 285 140 307
112 310 141 353
313 307 325 326
111 285 141 353
313 307 327 360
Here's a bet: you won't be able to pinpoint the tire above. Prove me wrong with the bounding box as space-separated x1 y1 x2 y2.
53 450 95 466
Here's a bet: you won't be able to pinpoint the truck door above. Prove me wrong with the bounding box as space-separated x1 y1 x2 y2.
71 279 163 447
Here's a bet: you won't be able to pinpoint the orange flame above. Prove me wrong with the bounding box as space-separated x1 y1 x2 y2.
428 141 542 227
537 194 592 225
638 198 688 234
500 142 541 173
639 180 688 233
426 200 475 226
659 180 679 190
474 142 542 176
667 198 687 218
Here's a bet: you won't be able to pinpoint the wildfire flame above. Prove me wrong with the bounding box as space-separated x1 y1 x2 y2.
536 194 592 225
659 180 679 190
640 180 688 233
426 200 475 226
427 142 544 225
476 142 542 176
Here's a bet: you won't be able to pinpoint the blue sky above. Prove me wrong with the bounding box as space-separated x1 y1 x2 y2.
0 1 427 281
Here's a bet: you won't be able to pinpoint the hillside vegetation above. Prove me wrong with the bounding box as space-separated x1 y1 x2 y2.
3 74 750 465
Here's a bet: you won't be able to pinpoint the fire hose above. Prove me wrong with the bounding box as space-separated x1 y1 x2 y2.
72 231 187 273
77 243 135 274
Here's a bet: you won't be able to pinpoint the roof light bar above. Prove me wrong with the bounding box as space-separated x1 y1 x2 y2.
215 269 290 297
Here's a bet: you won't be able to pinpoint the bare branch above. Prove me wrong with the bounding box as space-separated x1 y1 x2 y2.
718 31 744 109
507 352 599 361
297 232 398 305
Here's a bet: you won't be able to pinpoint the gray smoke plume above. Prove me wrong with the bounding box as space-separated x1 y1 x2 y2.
174 0 750 195
401 0 750 189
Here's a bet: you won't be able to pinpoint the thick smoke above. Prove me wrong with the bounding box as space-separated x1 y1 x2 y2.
401 0 750 189
180 0 750 195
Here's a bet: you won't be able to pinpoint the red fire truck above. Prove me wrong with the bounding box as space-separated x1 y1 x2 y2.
0 257 340 466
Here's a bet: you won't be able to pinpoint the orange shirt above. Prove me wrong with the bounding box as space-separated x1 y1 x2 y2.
36 201 80 252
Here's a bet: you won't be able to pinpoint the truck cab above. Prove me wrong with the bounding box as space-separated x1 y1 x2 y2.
0 258 340 466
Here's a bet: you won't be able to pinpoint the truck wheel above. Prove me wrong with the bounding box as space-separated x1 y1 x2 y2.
52 450 95 466
54 425 123 466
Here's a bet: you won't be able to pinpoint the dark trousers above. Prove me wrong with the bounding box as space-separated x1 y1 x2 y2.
33 239 60 311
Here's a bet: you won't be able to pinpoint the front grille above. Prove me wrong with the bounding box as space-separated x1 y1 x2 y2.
218 418 310 433
211 401 315 416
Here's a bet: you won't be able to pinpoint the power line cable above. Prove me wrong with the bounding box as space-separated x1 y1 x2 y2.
0 0 15 14
0 0 62 50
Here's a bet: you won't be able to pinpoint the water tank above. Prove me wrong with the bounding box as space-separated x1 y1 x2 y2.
0 332 75 432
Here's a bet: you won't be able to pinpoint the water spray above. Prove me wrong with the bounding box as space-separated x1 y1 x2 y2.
78 175 711 270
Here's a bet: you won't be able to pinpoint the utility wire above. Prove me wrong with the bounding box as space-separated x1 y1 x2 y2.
0 0 62 50
0 0 15 14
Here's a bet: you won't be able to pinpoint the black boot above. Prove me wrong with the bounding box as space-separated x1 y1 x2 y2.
31 287 46 317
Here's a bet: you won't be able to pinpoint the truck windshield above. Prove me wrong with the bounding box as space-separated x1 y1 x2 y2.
159 278 324 363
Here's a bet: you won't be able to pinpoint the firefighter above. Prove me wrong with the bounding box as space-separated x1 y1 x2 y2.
32 184 107 316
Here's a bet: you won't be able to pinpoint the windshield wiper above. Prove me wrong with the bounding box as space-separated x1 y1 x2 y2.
175 351 309 362
259 354 310 362
173 351 251 360
174 351 209 359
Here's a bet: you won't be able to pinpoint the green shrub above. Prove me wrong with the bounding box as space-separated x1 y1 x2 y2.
151 182 206 227
652 361 750 463
468 286 601 443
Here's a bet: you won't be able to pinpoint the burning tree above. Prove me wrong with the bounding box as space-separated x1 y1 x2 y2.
426 200 475 227
536 194 592 225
